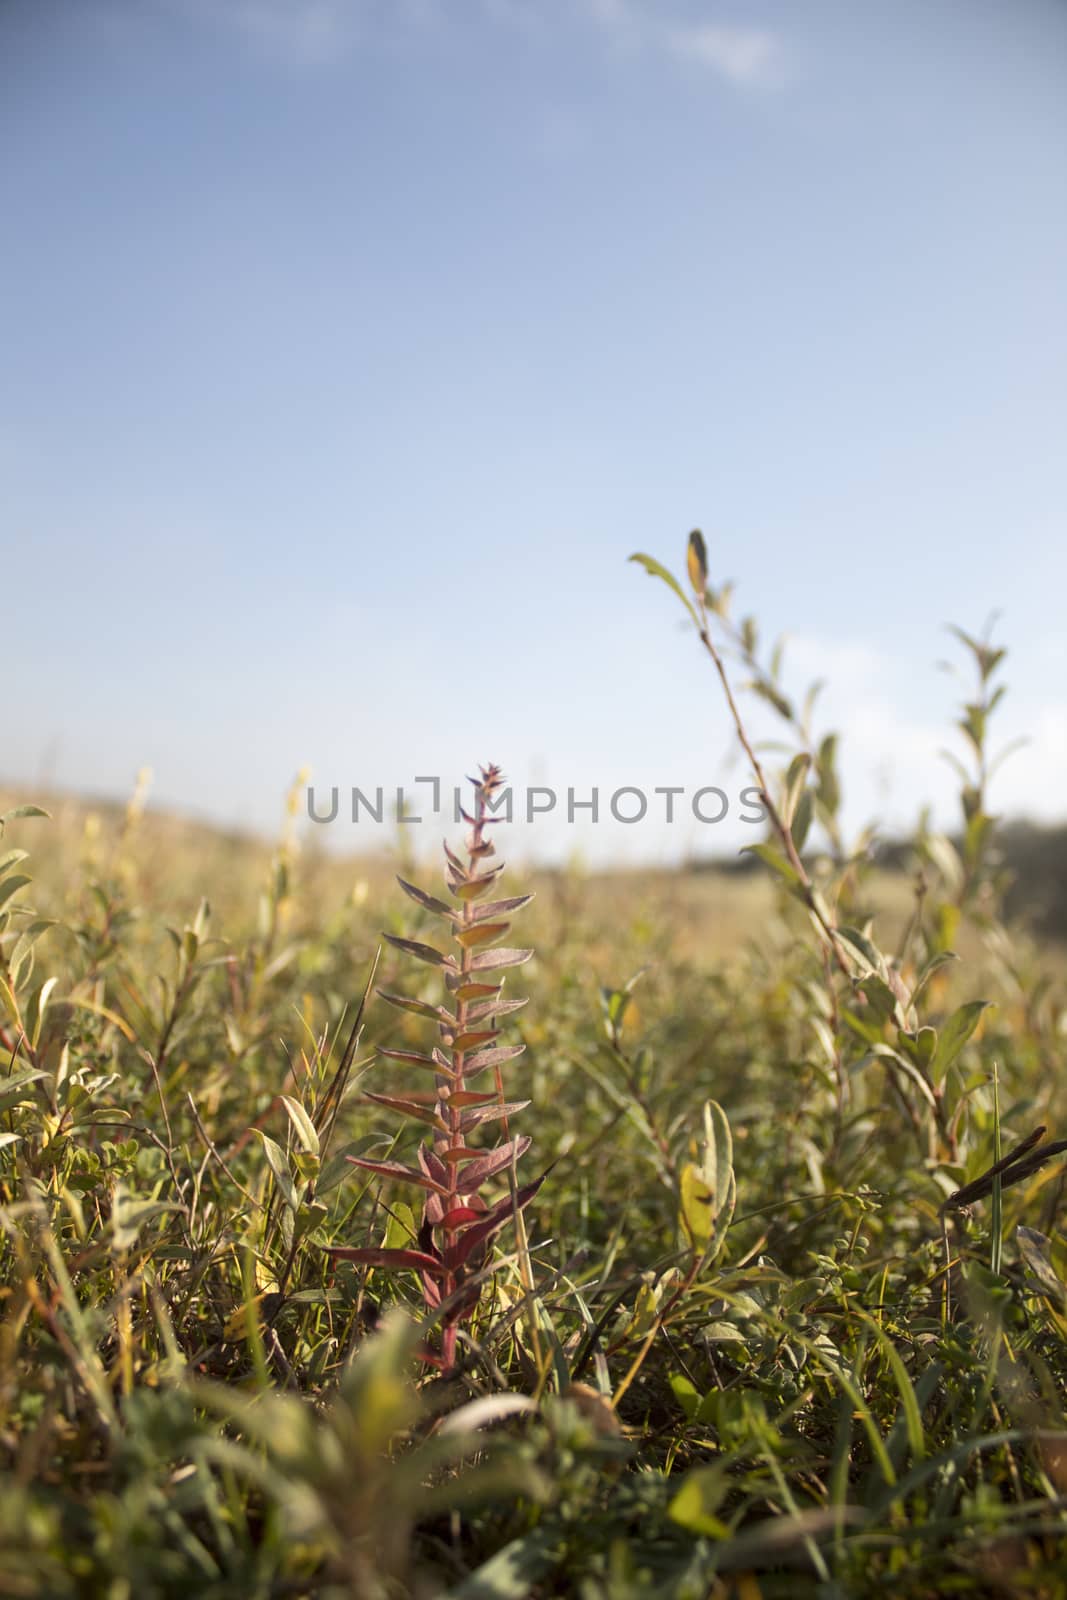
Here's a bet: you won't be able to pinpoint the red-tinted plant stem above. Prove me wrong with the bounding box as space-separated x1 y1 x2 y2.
437 777 488 1372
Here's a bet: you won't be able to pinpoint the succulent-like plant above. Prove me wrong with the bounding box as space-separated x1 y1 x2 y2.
328 764 544 1372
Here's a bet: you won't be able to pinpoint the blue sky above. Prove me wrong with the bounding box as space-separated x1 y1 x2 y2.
3 0 1065 864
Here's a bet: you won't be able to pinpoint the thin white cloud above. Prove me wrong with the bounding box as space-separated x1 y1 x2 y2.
666 22 784 86
569 1 785 87
480 1 785 86
164 0 361 63
167 0 439 64
165 0 786 85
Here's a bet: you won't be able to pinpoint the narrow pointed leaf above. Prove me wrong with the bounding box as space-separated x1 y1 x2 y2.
396 878 455 919
418 1143 450 1188
376 990 453 1024
473 894 534 921
464 1043 526 1076
467 996 529 1022
383 933 456 969
279 1095 320 1157
454 870 504 901
629 552 700 627
452 1029 499 1051
446 976 502 998
362 1090 446 1130
447 1170 548 1269
325 1245 445 1277
1 805 50 825
456 1135 532 1193
437 1206 484 1231
469 947 534 972
929 1000 992 1087
455 921 510 948
378 1046 455 1080
346 1155 449 1195
460 1099 531 1130
256 1132 299 1210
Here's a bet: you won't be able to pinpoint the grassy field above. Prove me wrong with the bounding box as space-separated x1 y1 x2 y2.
2 543 1067 1597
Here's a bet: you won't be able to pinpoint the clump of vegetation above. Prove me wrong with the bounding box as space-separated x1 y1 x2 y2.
1 537 1066 1597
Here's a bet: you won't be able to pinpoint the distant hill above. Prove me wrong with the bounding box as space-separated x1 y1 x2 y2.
3 782 1064 939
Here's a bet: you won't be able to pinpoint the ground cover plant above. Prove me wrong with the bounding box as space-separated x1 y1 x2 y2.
2 535 1067 1597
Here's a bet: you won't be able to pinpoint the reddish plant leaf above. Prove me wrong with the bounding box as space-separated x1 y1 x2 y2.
383 934 456 970
455 921 510 949
439 1144 477 1164
453 869 504 901
472 895 534 921
367 1088 436 1104
325 1245 444 1277
459 1099 531 1130
446 976 502 998
464 1043 526 1077
445 1170 547 1271
377 990 452 1024
448 1090 499 1108
466 996 529 1023
362 1091 445 1130
456 1135 532 1193
378 1046 456 1081
451 1029 498 1051
437 1205 484 1230
469 947 534 972
346 1155 449 1195
396 878 455 919
420 1274 444 1310
418 1143 450 1188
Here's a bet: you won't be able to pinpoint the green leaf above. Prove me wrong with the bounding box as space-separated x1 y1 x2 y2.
280 1095 320 1158
897 1026 937 1070
668 1462 731 1537
382 1200 419 1253
837 927 888 980
256 1131 301 1211
815 733 840 816
747 678 793 720
929 1000 992 1087
628 552 699 627
680 1100 735 1259
782 753 811 826
669 1372 701 1421
0 875 31 912
1016 1226 1066 1309
0 1067 48 1116
0 805 50 832
29 976 59 1050
741 843 801 889
791 788 814 852
679 1161 714 1248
